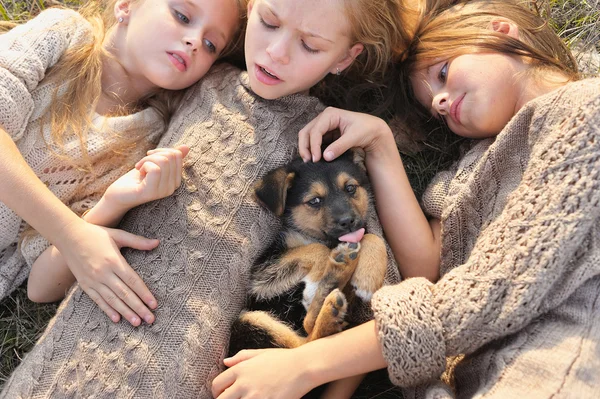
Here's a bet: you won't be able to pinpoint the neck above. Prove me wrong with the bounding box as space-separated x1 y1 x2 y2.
97 27 158 115
515 68 571 112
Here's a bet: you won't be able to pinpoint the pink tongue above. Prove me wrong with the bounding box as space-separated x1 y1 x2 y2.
338 228 365 243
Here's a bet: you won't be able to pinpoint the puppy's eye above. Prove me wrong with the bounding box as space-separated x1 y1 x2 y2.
307 197 322 207
345 184 357 194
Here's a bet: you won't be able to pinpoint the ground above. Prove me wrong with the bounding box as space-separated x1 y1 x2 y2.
0 0 598 394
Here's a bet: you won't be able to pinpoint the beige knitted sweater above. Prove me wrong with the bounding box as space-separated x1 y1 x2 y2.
2 63 401 398
0 8 164 299
373 78 600 398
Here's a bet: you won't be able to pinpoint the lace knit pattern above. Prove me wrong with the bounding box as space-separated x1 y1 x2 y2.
2 64 401 398
0 8 164 299
372 78 600 396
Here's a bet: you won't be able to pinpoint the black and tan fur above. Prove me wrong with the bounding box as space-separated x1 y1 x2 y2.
229 150 387 355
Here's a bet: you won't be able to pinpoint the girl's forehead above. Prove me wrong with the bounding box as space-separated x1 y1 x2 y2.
258 0 351 37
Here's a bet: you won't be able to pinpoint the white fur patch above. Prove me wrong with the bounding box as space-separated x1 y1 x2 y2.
302 277 318 310
353 287 373 302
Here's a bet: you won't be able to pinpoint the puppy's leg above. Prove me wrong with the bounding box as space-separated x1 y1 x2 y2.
350 234 387 302
306 288 348 342
233 311 306 350
303 242 360 335
251 243 330 300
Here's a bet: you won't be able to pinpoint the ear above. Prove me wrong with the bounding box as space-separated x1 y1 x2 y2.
351 147 367 172
331 43 364 75
247 0 254 16
253 168 295 216
114 0 131 24
490 18 519 39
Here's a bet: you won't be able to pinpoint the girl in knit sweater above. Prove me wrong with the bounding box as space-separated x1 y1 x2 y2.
2 0 412 397
0 0 245 325
213 0 600 398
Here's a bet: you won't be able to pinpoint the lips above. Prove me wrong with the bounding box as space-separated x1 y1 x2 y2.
255 64 282 85
167 51 189 72
450 94 464 125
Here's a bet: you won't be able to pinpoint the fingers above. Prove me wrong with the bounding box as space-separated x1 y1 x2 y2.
224 349 268 367
135 146 188 199
86 287 120 323
298 107 343 163
95 282 146 326
110 228 160 251
212 368 236 398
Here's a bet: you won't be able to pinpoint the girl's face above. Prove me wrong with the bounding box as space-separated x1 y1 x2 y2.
410 52 529 139
245 0 363 100
113 0 239 93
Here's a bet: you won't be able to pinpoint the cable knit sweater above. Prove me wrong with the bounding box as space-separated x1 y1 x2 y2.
1 62 401 398
372 78 600 398
0 8 164 299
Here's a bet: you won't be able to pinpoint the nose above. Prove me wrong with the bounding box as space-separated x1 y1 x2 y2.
432 92 449 115
182 35 199 53
336 215 356 230
266 34 290 65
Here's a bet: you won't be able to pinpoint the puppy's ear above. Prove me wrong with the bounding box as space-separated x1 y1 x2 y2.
350 147 367 172
253 168 295 216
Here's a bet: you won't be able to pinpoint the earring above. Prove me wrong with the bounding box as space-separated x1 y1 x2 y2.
118 17 124 23
336 68 341 76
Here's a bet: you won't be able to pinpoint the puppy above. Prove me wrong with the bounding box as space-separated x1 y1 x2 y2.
229 149 387 355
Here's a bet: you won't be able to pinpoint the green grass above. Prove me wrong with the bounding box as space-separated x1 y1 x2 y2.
0 0 599 392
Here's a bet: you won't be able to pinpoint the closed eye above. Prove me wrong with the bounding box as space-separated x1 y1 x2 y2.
260 17 277 30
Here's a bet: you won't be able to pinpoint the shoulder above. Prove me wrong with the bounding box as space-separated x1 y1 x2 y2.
2 8 92 47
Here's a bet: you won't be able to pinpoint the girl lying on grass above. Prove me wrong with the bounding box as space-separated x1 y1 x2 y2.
0 0 244 325
214 0 600 397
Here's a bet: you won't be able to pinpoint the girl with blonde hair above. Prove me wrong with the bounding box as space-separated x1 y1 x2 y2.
0 0 245 325
214 0 600 398
3 0 412 397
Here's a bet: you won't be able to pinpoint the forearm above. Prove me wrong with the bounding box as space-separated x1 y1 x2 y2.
0 129 85 249
28 245 76 302
365 132 440 281
320 374 365 399
300 321 387 388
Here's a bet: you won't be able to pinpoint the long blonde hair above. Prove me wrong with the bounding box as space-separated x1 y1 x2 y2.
37 0 246 173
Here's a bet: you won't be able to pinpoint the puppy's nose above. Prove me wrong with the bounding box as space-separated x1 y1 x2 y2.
336 216 355 230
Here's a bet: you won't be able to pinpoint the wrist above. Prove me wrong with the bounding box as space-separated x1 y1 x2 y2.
365 121 396 157
84 196 130 227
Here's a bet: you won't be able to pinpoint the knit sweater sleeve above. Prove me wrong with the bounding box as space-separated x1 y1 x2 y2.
371 89 600 387
0 8 91 141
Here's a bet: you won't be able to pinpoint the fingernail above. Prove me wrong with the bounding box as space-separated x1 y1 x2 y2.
131 316 139 325
111 314 120 323
144 314 154 324
149 300 157 308
223 357 231 362
324 151 334 161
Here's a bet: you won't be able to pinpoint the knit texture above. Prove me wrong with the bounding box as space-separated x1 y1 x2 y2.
0 8 164 299
372 78 600 398
2 63 401 398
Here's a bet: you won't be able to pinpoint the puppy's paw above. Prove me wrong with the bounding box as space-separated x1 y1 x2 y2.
330 242 361 265
323 288 348 324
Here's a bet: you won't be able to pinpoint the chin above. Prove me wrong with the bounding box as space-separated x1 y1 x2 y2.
249 81 282 100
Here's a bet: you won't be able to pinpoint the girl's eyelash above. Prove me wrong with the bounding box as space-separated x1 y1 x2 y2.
260 17 277 29
302 41 319 54
174 10 190 24
438 62 448 83
204 39 217 54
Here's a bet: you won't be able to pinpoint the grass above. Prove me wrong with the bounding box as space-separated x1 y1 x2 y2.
0 0 599 393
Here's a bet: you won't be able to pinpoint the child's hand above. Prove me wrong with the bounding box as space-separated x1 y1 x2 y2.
298 107 393 162
57 220 160 326
103 145 190 212
212 349 314 399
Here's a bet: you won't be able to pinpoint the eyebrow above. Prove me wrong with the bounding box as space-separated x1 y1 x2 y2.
267 3 334 43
